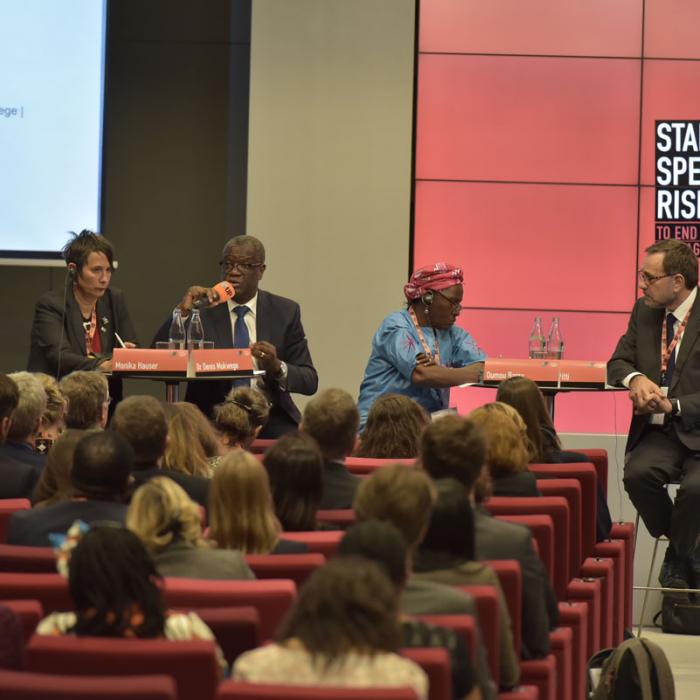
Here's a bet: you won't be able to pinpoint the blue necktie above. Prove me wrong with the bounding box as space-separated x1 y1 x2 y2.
233 306 250 348
664 312 676 386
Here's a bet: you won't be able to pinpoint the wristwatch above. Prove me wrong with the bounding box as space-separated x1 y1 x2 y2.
669 399 680 417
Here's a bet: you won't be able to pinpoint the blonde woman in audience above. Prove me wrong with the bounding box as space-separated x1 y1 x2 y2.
208 449 308 554
34 373 65 449
233 557 428 699
36 526 227 674
162 402 220 477
469 403 540 497
127 476 254 580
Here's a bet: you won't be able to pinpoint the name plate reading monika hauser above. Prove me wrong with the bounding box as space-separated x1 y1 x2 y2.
191 348 254 376
112 348 188 374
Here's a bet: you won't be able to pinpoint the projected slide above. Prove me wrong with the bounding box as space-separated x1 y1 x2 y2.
0 0 106 259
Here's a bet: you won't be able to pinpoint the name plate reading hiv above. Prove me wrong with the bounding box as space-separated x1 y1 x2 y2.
191 348 253 376
112 349 188 375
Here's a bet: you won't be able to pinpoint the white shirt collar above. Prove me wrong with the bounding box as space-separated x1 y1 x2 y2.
668 286 697 322
227 292 258 317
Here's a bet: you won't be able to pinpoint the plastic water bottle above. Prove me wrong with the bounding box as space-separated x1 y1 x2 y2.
187 309 205 350
528 316 546 359
168 309 186 350
547 317 564 359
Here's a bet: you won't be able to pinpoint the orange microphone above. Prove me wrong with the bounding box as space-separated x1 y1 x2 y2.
192 281 236 309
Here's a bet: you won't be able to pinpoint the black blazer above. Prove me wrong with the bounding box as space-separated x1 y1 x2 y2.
131 466 210 509
492 471 541 497
320 460 361 509
153 289 318 437
0 454 39 500
608 293 700 452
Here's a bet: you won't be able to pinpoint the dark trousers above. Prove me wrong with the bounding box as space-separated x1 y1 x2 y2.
624 424 700 557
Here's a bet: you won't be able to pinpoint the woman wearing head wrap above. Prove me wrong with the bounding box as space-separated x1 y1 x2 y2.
357 262 485 428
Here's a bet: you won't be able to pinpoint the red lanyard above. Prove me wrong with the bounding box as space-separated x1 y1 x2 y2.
83 307 97 355
408 307 441 366
661 305 693 376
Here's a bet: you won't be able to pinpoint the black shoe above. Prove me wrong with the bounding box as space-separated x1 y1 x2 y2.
659 545 691 590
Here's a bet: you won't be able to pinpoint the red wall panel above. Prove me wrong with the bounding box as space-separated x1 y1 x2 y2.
645 0 700 59
420 0 642 57
414 181 638 312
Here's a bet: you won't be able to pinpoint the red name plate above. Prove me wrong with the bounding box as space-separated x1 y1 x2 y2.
482 358 560 385
557 360 607 386
112 348 188 373
191 348 253 374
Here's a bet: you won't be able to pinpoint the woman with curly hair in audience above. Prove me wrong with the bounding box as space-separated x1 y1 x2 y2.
209 449 308 554
34 372 65 449
233 557 428 698
469 403 540 497
495 375 612 540
161 401 221 477
127 476 253 580
211 387 271 460
355 393 428 459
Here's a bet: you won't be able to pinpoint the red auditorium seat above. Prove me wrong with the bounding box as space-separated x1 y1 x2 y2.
26 636 219 700
0 545 56 573
344 457 416 476
244 553 325 586
456 585 500 685
0 500 31 544
483 560 522 658
498 687 539 700
0 669 177 700
188 606 260 666
400 647 451 700
566 578 602 658
496 515 554 584
248 439 277 454
579 557 614 649
547 626 573 700
519 654 556 700
608 521 635 631
570 450 608 497
217 683 420 700
163 577 296 642
316 509 357 528
0 599 43 642
414 614 477 662
281 530 344 556
0 573 71 613
558 602 589 700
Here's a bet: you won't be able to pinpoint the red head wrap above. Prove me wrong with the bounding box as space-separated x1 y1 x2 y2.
403 262 463 302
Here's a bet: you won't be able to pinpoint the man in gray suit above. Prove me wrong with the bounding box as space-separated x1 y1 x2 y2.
608 239 700 589
420 414 556 660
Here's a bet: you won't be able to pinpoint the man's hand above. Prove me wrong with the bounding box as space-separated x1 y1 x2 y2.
178 285 211 314
629 374 670 414
415 352 436 368
98 359 112 373
251 341 282 376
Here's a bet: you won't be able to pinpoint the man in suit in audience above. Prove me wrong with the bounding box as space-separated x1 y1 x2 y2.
0 373 39 499
0 372 47 474
6 431 131 546
608 239 700 589
154 235 317 437
110 395 209 508
301 388 361 509
420 414 556 660
59 370 110 430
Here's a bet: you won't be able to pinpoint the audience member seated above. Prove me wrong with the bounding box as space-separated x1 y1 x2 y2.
127 476 254 580
212 387 271 458
232 557 428 699
413 478 519 688
468 404 540 497
58 370 109 430
339 519 485 700
0 373 39 499
36 526 226 673
32 429 91 507
34 372 66 454
353 464 494 697
420 415 556 659
263 433 333 531
7 431 131 546
355 394 428 459
162 402 220 478
496 376 613 541
1 372 47 473
110 395 210 508
208 449 308 554
301 388 360 509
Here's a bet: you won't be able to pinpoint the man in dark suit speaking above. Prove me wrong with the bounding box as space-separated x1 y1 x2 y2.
155 235 317 437
608 240 700 590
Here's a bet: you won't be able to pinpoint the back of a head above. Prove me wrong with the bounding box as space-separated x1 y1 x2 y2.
263 433 323 531
71 430 133 500
59 370 109 429
225 386 270 430
302 388 359 460
34 372 65 431
111 395 167 465
33 429 91 506
420 415 485 491
162 402 216 477
338 520 408 589
69 526 165 638
276 556 401 662
354 464 436 550
209 449 279 553
420 478 476 560
213 400 255 448
6 372 46 443
0 374 19 441
127 476 203 553
469 405 530 477
357 394 429 459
